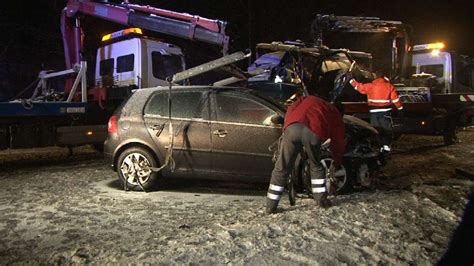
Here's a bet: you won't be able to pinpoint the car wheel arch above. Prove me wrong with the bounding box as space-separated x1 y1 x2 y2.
113 142 161 172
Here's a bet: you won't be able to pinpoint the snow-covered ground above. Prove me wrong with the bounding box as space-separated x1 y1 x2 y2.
0 129 473 264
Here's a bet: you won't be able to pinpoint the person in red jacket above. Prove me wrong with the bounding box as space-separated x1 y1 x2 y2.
349 70 403 152
266 95 345 214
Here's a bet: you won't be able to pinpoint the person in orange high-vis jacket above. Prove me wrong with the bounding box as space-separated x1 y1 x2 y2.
349 70 403 152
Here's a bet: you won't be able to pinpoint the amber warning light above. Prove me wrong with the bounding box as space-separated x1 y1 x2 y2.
102 28 143 42
412 42 445 52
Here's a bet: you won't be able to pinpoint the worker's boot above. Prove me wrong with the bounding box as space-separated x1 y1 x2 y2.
266 198 279 214
314 193 332 209
380 145 391 153
266 183 284 214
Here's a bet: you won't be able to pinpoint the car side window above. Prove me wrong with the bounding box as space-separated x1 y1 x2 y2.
145 91 208 119
215 93 277 126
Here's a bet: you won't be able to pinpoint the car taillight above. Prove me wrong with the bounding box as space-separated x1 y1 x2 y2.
108 115 118 133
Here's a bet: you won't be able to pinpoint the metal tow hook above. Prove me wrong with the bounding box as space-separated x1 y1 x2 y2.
212 129 228 138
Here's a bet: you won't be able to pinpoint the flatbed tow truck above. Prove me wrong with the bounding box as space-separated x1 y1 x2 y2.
0 0 229 150
311 15 474 144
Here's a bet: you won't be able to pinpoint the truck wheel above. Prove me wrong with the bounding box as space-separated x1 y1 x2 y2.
117 147 159 191
93 143 104 152
443 120 458 146
393 133 402 141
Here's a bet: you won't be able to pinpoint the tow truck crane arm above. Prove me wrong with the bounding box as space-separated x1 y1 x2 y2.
311 14 406 35
61 0 230 69
311 14 410 78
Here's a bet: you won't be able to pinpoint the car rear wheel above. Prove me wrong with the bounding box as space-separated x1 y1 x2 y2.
117 147 159 191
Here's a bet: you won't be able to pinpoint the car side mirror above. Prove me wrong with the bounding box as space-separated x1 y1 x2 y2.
270 114 284 125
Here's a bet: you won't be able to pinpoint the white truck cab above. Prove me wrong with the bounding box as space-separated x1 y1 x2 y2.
94 28 185 94
410 42 474 94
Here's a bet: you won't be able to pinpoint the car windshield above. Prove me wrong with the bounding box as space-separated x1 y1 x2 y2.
303 52 353 99
320 52 352 73
247 48 354 102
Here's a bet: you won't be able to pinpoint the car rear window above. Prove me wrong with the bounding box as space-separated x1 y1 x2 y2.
144 91 207 119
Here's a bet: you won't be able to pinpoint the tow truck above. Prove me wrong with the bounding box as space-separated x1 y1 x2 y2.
395 42 474 143
310 15 474 145
0 0 229 150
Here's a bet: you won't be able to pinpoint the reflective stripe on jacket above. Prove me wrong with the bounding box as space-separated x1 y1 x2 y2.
350 78 403 111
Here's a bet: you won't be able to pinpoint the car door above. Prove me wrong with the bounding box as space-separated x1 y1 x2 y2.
143 90 211 176
210 91 282 180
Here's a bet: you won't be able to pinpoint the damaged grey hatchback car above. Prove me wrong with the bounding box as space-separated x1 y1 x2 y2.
104 86 286 190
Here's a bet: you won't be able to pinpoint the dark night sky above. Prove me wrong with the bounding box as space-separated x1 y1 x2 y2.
0 0 473 90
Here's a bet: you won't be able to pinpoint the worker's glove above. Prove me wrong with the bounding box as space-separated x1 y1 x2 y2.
349 79 357 87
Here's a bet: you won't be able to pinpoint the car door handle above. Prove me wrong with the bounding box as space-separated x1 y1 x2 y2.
212 129 228 138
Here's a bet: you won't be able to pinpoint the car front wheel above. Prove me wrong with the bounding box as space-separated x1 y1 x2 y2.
117 147 159 191
304 158 352 195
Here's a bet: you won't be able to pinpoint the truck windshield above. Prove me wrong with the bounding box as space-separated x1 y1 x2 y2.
419 64 444 78
152 52 184 80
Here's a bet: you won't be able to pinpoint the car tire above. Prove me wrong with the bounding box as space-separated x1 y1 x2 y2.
297 158 352 195
336 163 353 195
320 158 353 195
117 147 159 191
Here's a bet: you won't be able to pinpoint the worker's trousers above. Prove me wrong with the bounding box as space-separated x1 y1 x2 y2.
370 110 393 146
267 123 326 203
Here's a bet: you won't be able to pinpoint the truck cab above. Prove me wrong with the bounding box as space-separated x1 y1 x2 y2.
94 28 185 101
410 42 474 94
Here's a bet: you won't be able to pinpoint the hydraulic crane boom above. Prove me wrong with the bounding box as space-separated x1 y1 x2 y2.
311 14 410 78
61 0 230 69
311 14 406 35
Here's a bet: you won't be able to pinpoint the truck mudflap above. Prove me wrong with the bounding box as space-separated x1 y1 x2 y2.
56 125 107 146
